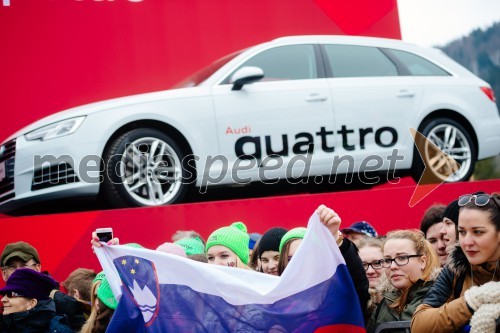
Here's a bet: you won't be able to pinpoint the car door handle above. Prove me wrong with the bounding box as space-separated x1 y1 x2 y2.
305 94 328 102
397 90 415 98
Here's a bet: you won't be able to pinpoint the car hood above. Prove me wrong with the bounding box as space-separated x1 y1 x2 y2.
4 87 208 142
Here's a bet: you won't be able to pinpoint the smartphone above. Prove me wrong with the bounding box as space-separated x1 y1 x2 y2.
96 227 113 242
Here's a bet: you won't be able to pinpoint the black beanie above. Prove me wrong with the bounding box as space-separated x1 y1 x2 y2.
258 227 288 257
442 199 459 225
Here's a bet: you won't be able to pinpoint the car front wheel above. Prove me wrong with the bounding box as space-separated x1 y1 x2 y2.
101 128 191 208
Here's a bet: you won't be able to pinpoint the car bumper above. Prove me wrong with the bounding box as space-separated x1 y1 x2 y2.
0 133 102 213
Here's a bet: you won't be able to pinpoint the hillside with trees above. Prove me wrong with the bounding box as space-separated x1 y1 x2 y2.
439 22 500 180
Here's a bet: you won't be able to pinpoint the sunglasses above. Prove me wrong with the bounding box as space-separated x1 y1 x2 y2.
458 194 500 210
2 291 24 298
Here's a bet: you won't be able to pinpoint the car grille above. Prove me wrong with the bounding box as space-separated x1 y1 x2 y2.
32 162 79 191
0 139 16 204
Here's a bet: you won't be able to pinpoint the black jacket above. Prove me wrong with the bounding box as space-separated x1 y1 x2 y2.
52 290 86 331
2 299 73 333
339 238 370 323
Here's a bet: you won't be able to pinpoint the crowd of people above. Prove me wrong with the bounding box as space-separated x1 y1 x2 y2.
0 192 498 332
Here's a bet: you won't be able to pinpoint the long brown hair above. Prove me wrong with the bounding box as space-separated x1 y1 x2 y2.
80 280 101 333
93 302 115 333
80 280 116 333
277 238 303 276
384 229 439 313
249 238 261 271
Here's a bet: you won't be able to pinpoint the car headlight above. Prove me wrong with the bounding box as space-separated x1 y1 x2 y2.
25 116 86 141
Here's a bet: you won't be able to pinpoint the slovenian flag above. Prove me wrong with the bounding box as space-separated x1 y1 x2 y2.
94 213 365 332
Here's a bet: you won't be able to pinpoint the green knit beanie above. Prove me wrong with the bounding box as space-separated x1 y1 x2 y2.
279 227 307 253
175 236 205 255
93 271 106 284
97 277 118 310
206 222 250 265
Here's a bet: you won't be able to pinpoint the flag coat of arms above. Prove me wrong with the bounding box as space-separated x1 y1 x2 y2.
95 213 366 332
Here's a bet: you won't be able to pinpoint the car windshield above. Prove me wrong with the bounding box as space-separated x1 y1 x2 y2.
172 50 243 88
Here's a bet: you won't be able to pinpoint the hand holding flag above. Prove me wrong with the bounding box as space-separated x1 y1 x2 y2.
94 211 366 332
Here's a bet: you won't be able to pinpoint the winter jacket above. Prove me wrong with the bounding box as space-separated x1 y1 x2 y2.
52 290 86 331
411 245 499 333
339 238 370 323
2 299 73 333
367 274 436 333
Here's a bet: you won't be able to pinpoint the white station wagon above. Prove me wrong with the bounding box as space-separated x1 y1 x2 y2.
1 35 499 212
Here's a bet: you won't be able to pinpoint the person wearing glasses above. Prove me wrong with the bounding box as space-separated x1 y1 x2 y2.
0 268 74 332
358 238 385 319
367 229 440 333
411 193 500 333
1 241 41 282
0 241 85 331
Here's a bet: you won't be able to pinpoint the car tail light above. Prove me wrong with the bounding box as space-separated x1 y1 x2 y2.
480 86 496 103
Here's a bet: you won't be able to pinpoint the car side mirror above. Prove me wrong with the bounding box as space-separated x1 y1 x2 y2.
230 66 265 91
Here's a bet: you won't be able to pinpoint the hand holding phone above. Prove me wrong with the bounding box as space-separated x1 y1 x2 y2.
96 227 114 243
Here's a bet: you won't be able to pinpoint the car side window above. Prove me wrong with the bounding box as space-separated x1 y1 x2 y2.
222 44 317 84
323 44 398 78
386 49 451 76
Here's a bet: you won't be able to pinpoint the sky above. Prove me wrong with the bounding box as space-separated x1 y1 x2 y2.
398 0 500 47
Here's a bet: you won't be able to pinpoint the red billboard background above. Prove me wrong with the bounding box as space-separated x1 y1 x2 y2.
1 0 499 293
0 179 499 286
0 0 401 142
1 0 453 288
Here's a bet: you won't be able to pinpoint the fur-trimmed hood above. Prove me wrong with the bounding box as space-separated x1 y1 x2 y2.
446 244 469 275
446 243 500 277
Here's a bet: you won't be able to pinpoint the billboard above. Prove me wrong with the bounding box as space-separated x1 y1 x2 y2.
0 0 401 142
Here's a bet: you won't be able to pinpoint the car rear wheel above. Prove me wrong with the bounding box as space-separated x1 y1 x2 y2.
412 118 476 183
101 128 191 208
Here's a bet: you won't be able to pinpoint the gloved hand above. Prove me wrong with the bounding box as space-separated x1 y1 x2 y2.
469 303 500 333
464 281 500 311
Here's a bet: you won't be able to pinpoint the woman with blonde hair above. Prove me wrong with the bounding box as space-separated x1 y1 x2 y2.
80 273 116 333
358 237 386 318
80 273 103 333
367 229 440 333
